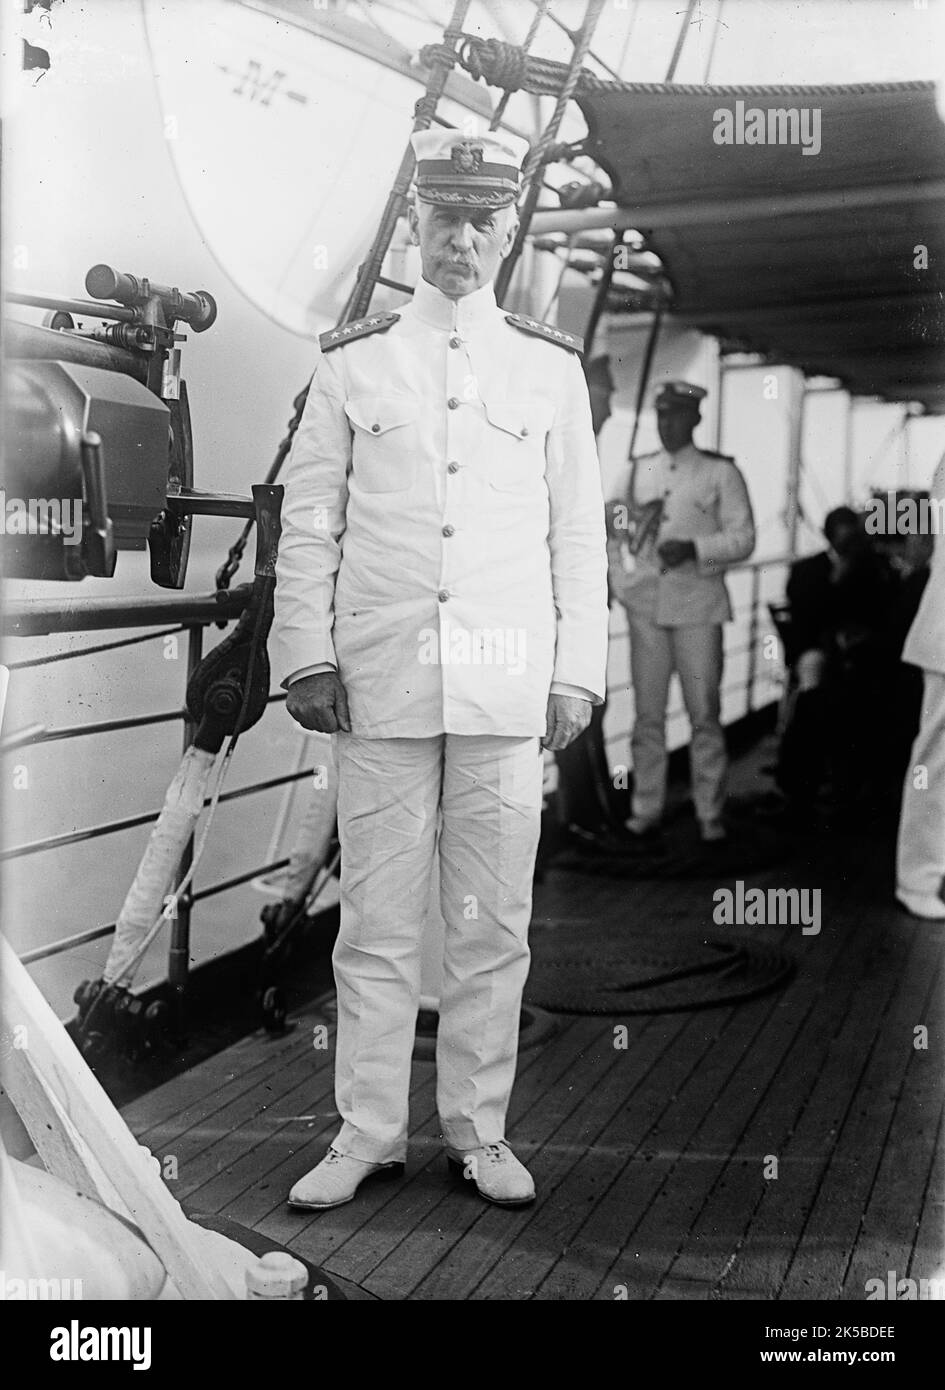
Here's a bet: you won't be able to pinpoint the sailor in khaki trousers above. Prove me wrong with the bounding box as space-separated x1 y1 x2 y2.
272 130 609 1209
608 382 755 843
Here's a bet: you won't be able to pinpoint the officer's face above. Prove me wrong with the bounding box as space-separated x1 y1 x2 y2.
657 404 699 453
410 201 518 298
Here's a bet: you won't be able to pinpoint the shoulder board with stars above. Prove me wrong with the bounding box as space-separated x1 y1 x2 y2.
504 314 584 355
699 447 736 463
319 313 400 353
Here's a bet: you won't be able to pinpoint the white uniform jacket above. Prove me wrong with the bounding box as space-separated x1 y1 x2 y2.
272 278 610 738
608 443 755 626
902 455 945 675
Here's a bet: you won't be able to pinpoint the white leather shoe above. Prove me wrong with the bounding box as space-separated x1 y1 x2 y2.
446 1141 536 1207
896 890 945 921
624 816 661 837
700 820 728 843
287 1147 404 1210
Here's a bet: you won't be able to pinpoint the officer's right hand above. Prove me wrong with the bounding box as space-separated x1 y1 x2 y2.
285 671 351 733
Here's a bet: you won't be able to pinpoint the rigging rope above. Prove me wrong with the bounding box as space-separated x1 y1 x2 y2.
664 0 698 83
5 625 186 671
495 0 608 304
416 36 932 101
489 0 550 131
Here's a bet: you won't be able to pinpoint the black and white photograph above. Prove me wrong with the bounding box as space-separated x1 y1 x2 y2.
0 0 943 1335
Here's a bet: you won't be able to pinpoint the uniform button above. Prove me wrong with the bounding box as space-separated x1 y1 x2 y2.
371 423 381 433
437 589 450 603
442 524 455 537
520 426 529 437
449 335 462 349
447 461 459 474
447 397 460 410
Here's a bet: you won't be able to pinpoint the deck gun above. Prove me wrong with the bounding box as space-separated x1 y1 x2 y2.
3 262 280 587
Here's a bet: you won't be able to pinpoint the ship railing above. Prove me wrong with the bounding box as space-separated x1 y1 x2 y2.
2 554 791 987
0 590 311 989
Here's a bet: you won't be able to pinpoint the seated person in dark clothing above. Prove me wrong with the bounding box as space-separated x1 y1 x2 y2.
776 506 897 811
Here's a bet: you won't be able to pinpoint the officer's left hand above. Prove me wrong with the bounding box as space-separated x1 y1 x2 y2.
657 538 697 568
542 694 592 751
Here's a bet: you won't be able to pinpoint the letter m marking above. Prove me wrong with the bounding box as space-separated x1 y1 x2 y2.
233 60 285 106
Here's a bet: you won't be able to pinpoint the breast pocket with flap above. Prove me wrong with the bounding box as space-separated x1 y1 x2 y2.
344 395 419 493
691 484 721 526
483 399 554 493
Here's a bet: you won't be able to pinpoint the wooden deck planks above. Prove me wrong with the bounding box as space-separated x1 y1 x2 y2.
531 995 775 1300
288 1017 615 1286
909 1102 945 1290
122 1000 326 1134
664 902 917 1296
410 1010 698 1300
141 1028 338 1203
348 1017 624 1299
780 936 944 1299
841 930 944 1299
120 793 945 1301
279 1018 601 1281
475 1012 731 1300
549 863 899 1299
713 925 922 1297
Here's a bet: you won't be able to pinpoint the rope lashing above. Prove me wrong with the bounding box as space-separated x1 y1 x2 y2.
522 0 606 188
418 36 612 98
416 41 933 101
489 0 550 131
461 36 529 91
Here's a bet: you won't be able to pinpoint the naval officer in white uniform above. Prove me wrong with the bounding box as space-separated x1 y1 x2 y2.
272 129 609 1209
608 381 755 843
896 454 945 920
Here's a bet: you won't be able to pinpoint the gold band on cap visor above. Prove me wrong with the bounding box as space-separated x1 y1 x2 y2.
414 137 522 208
415 160 521 208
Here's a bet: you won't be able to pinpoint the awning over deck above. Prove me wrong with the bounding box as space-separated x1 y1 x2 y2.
577 81 945 412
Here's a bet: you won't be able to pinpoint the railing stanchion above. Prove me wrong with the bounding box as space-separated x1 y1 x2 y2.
745 566 761 715
167 624 203 1032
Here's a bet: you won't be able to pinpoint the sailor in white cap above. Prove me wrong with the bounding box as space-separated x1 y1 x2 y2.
273 127 609 1209
607 380 755 843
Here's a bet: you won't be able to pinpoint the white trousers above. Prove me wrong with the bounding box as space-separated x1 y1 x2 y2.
625 613 726 825
331 733 542 1163
897 671 945 900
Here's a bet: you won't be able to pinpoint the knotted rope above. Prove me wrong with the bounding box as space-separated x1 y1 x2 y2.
419 35 615 99
417 39 934 102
